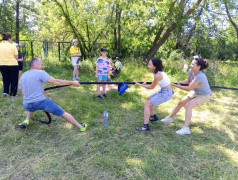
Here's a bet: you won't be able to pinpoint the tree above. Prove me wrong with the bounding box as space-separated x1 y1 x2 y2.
144 0 204 62
223 0 238 40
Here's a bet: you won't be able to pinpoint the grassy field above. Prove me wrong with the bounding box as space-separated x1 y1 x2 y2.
0 59 238 180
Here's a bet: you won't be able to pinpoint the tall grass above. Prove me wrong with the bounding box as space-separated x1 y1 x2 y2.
0 57 237 179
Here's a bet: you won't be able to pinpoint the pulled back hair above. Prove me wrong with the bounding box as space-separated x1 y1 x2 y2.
151 58 164 74
194 58 209 71
2 33 12 40
29 58 43 67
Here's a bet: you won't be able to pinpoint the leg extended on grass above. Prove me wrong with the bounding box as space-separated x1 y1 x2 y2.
61 112 84 128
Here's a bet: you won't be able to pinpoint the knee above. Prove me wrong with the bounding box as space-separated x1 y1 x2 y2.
177 101 186 108
144 101 151 107
185 104 193 111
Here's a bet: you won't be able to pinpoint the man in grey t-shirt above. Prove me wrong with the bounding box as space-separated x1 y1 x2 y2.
18 58 87 131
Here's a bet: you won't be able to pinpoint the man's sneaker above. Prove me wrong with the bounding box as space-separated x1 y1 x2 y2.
3 93 8 97
18 119 30 128
80 123 88 132
103 94 107 97
176 126 191 135
160 116 173 123
97 95 102 98
73 78 76 81
150 114 159 122
76 77 80 80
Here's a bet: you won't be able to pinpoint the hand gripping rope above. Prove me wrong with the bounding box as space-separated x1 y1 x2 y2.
41 81 238 125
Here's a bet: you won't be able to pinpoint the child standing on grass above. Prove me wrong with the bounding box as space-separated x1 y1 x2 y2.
135 58 173 131
96 48 111 98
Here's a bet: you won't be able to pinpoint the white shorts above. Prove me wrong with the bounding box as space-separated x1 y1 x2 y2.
71 57 81 66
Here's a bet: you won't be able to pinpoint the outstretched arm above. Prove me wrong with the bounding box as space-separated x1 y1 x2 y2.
47 77 80 86
172 79 199 91
135 73 162 89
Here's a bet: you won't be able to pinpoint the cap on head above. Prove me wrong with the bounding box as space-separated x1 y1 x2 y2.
115 57 119 60
72 39 77 43
101 48 107 52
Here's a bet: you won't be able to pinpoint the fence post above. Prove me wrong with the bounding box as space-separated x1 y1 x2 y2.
31 41 34 58
44 40 48 57
58 42 61 61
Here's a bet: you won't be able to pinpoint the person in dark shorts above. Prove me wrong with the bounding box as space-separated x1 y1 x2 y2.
14 43 25 89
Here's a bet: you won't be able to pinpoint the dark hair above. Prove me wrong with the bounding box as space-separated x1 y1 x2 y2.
194 58 209 71
2 33 12 40
151 58 164 74
29 58 43 67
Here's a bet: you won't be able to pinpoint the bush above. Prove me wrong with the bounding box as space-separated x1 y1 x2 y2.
80 59 95 72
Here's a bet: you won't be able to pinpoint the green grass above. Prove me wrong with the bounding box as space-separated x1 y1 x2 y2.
0 59 238 179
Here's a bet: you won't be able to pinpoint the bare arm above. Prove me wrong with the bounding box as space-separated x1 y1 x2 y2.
177 74 190 85
172 79 199 91
135 73 162 89
47 77 80 86
72 52 81 57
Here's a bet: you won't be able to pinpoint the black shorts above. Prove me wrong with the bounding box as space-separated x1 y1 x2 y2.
18 62 23 71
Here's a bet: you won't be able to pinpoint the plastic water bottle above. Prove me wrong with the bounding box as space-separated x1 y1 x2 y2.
103 108 108 126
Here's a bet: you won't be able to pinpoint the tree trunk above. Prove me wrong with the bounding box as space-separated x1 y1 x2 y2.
117 9 122 54
16 0 20 43
224 2 238 40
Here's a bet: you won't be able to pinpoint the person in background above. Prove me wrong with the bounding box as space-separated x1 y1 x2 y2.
160 57 211 135
135 58 173 131
95 48 111 98
14 43 25 89
69 39 81 81
0 33 19 98
111 57 122 77
18 58 87 131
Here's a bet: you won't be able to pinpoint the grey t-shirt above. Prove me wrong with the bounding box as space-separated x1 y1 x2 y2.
189 70 211 94
21 69 51 103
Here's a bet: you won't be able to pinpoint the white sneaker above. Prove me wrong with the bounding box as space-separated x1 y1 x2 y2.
160 116 173 123
176 126 191 135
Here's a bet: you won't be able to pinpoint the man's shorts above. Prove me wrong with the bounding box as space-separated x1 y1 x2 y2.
149 88 173 106
98 75 108 81
187 91 211 106
71 57 81 66
23 98 65 116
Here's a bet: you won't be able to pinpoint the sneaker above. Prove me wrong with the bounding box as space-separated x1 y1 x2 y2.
18 119 30 128
76 77 80 80
176 126 191 135
136 124 150 131
160 116 173 123
80 123 88 132
73 78 76 81
97 95 102 98
103 94 107 97
3 93 8 96
150 114 159 122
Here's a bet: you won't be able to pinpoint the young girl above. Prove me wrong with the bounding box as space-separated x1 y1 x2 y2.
95 48 111 98
135 58 173 131
161 57 211 135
